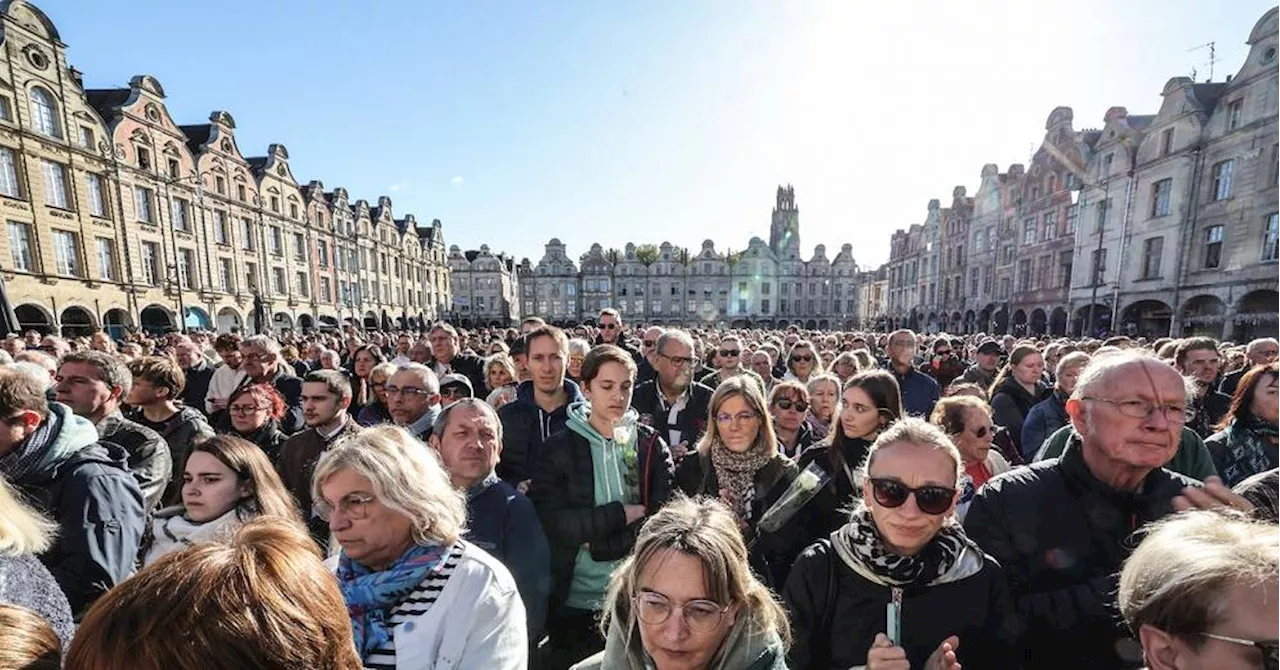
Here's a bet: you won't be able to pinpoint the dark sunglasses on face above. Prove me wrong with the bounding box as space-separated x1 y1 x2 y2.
791 354 814 363
599 323 618 330
719 349 740 357
774 398 809 412
870 478 955 516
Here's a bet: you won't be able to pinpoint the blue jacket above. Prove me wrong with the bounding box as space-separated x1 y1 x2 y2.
889 365 940 418
466 475 551 640
1021 391 1069 462
495 379 585 484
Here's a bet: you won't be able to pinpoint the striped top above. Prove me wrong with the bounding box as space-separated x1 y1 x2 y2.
362 543 465 670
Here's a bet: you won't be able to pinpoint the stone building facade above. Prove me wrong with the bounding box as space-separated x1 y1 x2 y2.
0 1 450 336
447 244 519 325
516 186 866 328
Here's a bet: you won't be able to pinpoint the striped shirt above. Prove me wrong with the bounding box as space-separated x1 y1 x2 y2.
362 543 465 670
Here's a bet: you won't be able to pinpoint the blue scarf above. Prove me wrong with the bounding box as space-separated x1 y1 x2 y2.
337 542 451 659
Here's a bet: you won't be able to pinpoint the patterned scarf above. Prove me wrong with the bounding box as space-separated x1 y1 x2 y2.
1217 417 1280 487
830 504 970 587
337 542 452 659
709 439 771 522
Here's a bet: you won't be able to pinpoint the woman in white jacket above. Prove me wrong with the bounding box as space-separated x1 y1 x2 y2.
313 425 527 670
930 396 1012 522
140 435 302 567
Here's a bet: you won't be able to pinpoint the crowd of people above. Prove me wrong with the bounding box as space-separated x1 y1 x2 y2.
0 310 1275 669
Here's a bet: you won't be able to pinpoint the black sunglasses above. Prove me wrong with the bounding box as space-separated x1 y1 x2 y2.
869 478 955 516
791 354 814 363
719 349 741 357
774 398 809 412
599 323 618 329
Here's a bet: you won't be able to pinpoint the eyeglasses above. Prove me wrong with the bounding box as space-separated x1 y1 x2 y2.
441 387 471 399
599 322 618 330
632 592 729 632
791 354 814 363
1081 397 1194 423
936 349 953 356
385 386 433 398
228 404 268 414
642 340 656 348
1200 633 1279 669
774 398 809 413
869 478 956 516
658 352 699 368
715 411 759 426
315 493 377 521
719 349 741 358
241 352 272 363
960 425 990 439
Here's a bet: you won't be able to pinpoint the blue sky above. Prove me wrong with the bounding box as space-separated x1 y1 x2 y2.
56 0 1275 268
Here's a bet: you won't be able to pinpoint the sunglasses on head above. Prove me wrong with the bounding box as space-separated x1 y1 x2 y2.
774 398 809 412
869 478 955 516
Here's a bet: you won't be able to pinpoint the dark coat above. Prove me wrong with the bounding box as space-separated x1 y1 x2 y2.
97 411 172 510
434 352 488 400
1188 388 1232 439
180 361 215 416
888 364 941 418
495 379 585 485
964 437 1200 670
783 539 1018 670
1019 391 1069 462
231 420 289 463
794 437 872 542
275 419 362 546
529 422 675 611
990 377 1050 455
630 379 712 455
466 477 552 639
674 449 802 589
126 405 215 507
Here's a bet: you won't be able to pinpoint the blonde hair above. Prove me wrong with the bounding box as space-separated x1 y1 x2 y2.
696 376 778 458
600 496 791 648
1119 510 1278 645
0 604 60 669
0 479 57 556
861 417 963 487
312 425 466 547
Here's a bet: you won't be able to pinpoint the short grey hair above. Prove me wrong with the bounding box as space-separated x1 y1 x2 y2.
393 363 440 394
318 349 341 366
61 350 132 395
312 425 466 546
806 372 840 396
1055 351 1092 379
567 338 591 357
8 361 52 392
241 335 281 357
430 398 503 441
655 329 694 356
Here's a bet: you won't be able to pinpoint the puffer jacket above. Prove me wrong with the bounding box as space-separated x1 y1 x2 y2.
990 377 1049 456
127 405 215 507
496 379 585 485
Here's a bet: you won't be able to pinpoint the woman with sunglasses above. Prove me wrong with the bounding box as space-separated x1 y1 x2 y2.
931 396 1010 522
804 374 840 441
571 496 790 670
675 377 800 587
224 384 288 462
1119 509 1278 670
770 381 817 459
784 418 1016 670
784 341 823 385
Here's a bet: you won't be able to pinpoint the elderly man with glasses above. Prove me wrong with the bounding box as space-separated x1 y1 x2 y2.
386 363 443 441
225 335 305 435
631 330 712 463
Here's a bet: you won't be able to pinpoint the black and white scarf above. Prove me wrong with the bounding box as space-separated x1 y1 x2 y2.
830 504 971 587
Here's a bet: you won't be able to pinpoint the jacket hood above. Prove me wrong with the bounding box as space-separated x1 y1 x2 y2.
34 403 104 475
566 401 639 442
514 378 585 410
592 602 787 670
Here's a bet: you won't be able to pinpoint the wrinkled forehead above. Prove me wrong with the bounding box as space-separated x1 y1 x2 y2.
1095 359 1186 400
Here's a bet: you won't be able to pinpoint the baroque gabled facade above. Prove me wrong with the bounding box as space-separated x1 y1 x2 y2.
0 0 450 335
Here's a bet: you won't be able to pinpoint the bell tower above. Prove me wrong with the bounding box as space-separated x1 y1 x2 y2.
769 184 799 257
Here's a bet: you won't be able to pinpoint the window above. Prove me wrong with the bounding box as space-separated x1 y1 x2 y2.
1065 173 1076 190
170 197 189 232
215 175 226 195
1042 211 1057 240
1096 199 1111 234
218 258 234 291
79 126 94 150
1017 259 1032 292
1058 251 1073 289
29 87 59 138
1065 204 1079 234
1227 99 1243 131
1204 225 1224 269
738 299 747 313
0 97 11 121
969 267 979 296
40 160 68 208
136 146 151 171
1160 128 1174 156
1140 237 1164 279
272 267 286 295
1212 160 1234 201
1022 218 1036 244
245 262 258 292
0 148 19 198
51 230 79 277
1151 179 1172 217
1264 213 1279 262
96 238 115 281
270 196 279 213
289 202 298 219
761 298 770 313
134 187 154 222
7 221 33 271
178 249 195 289
317 239 328 267
292 232 305 261
213 211 228 245
86 174 107 217
167 159 180 180
269 226 282 256
241 219 255 251
320 277 331 302
141 242 160 286
1090 249 1107 286
296 272 309 298
236 184 247 202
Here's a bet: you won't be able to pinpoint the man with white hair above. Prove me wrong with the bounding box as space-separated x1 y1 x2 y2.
631 329 712 462
1219 337 1280 397
387 363 443 440
965 351 1253 669
229 335 304 434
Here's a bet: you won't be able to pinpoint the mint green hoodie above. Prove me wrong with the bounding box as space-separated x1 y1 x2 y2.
565 400 640 611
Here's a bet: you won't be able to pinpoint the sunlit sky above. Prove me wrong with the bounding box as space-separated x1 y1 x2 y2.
57 0 1274 268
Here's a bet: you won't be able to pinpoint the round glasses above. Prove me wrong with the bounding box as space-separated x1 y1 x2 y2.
632 592 729 632
869 478 955 516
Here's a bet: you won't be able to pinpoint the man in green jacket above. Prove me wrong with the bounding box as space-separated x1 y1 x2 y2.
1033 423 1217 482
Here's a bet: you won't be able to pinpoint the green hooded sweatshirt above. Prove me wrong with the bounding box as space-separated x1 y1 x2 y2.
569 604 789 670
565 400 641 611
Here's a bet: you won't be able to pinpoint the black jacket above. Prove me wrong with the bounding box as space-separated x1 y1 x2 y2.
630 379 712 456
783 539 1017 670
1188 388 1232 439
180 361 214 417
794 437 872 542
964 437 1200 670
495 379 585 485
126 405 215 507
97 411 171 510
990 377 1049 455
10 411 145 615
232 420 289 463
675 449 801 589
529 422 675 611
433 352 488 399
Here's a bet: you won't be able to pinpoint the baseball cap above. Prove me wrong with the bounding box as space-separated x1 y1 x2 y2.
976 341 1003 356
439 373 474 398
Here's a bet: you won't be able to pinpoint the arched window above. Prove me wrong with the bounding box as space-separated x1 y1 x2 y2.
29 87 60 138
